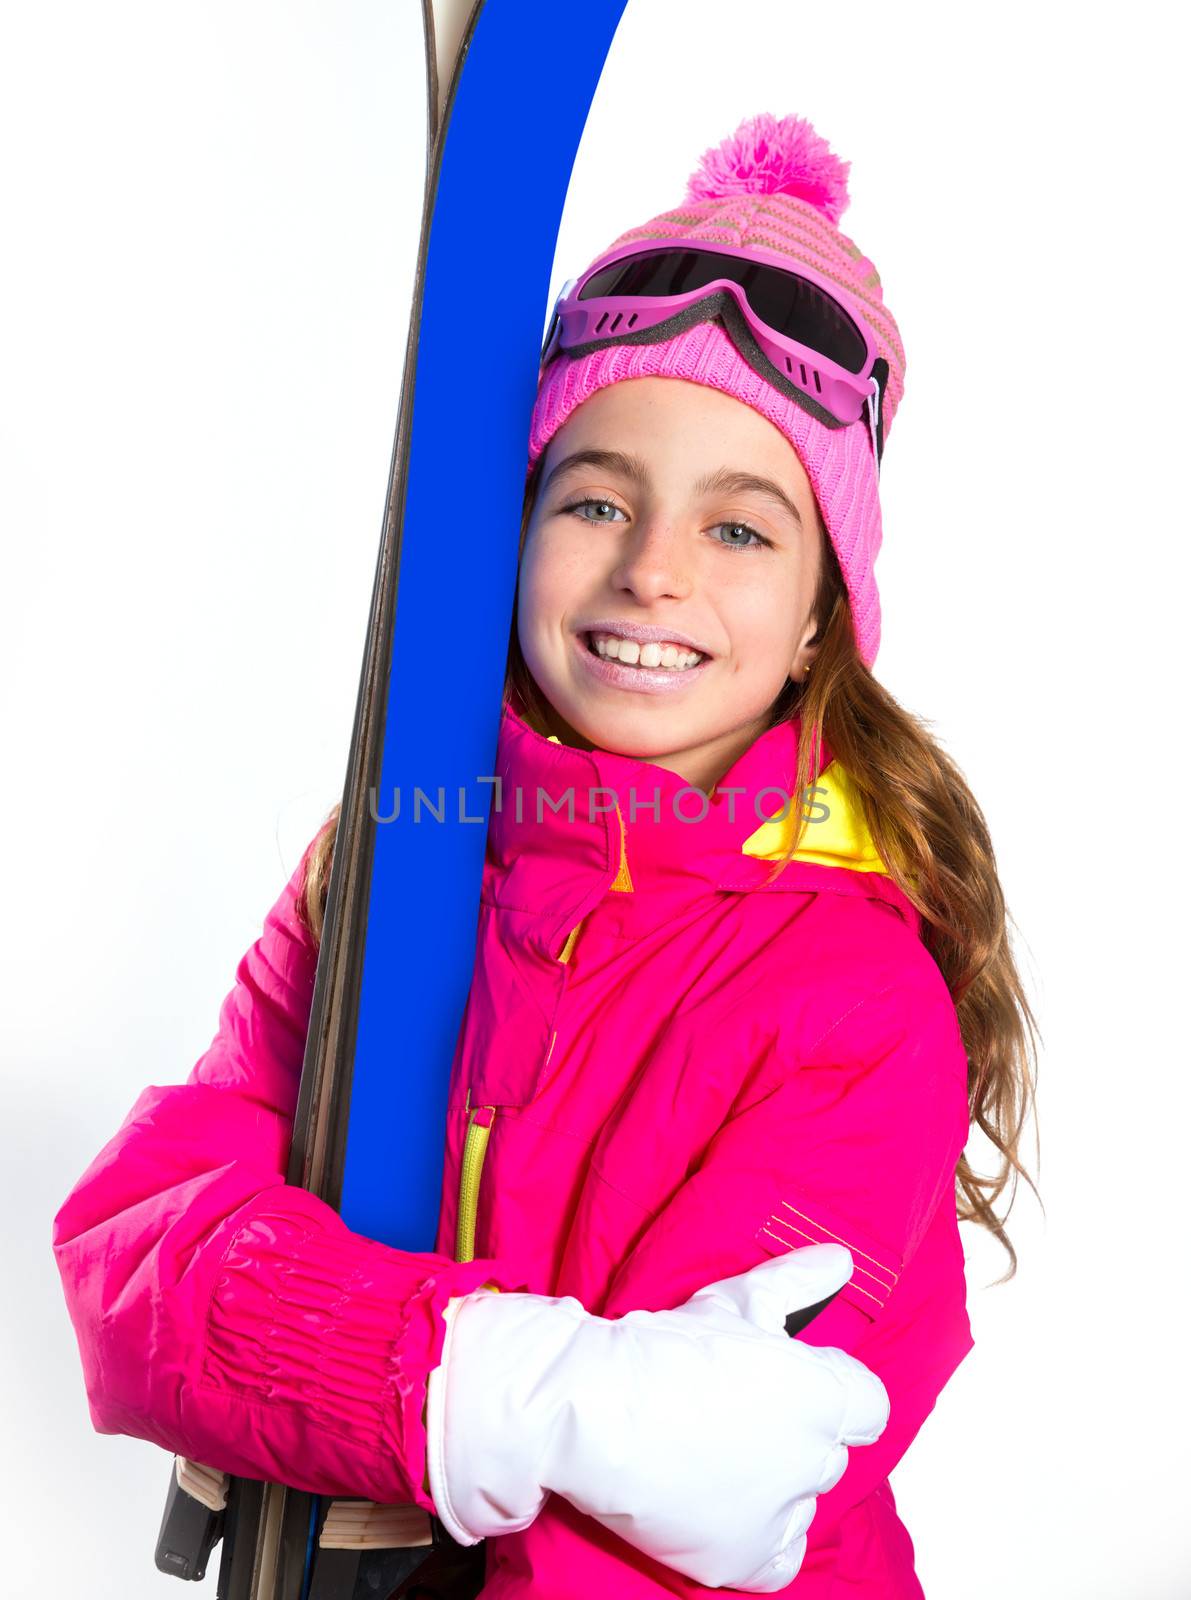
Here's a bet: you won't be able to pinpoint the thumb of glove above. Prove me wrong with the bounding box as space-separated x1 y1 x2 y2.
686 1243 855 1335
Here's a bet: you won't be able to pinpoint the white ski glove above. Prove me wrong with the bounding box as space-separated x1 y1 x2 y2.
424 1243 889 1593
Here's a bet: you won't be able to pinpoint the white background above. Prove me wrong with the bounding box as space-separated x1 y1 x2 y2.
3 2 1187 1595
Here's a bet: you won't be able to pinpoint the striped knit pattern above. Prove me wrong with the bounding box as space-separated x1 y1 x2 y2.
526 193 905 669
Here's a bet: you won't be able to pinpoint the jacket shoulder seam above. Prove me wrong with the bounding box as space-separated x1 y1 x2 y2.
802 944 955 1062
804 981 901 1058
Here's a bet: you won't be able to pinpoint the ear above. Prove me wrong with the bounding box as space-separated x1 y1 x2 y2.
788 616 820 683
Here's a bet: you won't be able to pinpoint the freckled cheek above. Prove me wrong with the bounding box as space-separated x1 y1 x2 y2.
527 539 597 617
518 550 576 647
720 591 800 670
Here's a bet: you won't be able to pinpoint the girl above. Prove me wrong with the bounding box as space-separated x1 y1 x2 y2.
53 112 1038 1597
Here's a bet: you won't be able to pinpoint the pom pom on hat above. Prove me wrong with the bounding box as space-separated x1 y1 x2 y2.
684 111 851 226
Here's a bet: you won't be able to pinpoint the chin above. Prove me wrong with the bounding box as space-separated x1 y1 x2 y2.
576 701 703 758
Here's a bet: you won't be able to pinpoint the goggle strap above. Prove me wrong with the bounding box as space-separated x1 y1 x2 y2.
866 380 881 482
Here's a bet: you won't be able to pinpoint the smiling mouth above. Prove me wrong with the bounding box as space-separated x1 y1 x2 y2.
583 631 708 671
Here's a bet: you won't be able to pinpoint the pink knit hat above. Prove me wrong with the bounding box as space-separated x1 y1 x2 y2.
526 112 906 670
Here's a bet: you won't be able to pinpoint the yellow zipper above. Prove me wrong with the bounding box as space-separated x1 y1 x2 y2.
456 1089 497 1264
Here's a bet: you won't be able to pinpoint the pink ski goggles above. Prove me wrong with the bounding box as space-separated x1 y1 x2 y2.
540 236 888 469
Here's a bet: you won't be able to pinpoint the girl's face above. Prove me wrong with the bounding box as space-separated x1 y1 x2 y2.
516 376 825 792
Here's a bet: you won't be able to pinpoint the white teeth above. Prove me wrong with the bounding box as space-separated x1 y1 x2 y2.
589 633 704 670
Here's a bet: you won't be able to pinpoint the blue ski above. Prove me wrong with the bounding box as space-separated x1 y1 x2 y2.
152 2 630 1596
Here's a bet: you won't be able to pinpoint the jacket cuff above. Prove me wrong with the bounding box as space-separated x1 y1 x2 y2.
203 1202 527 1509
424 1293 480 1545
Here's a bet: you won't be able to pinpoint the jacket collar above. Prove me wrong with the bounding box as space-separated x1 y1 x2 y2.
487 691 920 958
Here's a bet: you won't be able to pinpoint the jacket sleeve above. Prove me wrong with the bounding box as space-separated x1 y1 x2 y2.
51 838 529 1511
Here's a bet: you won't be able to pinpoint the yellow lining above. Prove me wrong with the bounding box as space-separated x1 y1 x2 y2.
740 759 888 873
556 794 632 966
609 802 634 891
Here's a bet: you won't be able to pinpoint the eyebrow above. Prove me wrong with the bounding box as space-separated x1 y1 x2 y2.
542 449 804 531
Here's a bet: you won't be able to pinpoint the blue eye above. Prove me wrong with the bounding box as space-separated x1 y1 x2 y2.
566 497 626 524
563 498 772 552
711 521 770 552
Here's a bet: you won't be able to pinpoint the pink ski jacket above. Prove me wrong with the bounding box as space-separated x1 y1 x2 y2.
53 693 974 1597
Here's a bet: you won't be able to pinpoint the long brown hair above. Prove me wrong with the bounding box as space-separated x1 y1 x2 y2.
300 453 1041 1281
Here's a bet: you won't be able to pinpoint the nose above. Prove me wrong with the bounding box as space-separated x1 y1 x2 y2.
608 512 694 604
